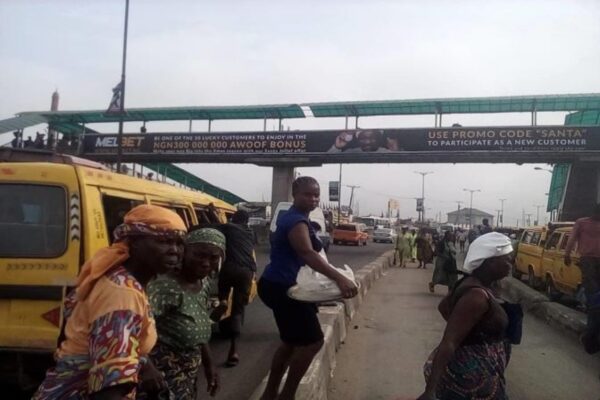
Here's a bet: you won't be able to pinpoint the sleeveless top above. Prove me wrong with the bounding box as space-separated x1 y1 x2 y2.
261 206 322 286
450 278 509 345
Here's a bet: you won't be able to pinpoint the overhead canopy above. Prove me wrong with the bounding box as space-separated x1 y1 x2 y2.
565 110 600 125
141 162 245 205
308 93 600 118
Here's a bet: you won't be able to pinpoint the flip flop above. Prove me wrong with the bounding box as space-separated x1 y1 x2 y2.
226 354 239 367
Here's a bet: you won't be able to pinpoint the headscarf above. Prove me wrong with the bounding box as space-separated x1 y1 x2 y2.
185 228 226 257
76 205 187 300
462 232 513 273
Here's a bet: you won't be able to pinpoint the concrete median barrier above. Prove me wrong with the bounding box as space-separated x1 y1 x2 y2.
500 276 587 340
248 250 395 400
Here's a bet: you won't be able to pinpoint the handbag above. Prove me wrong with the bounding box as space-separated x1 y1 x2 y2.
501 301 524 345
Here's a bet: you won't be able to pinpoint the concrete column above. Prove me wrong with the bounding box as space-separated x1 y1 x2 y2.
561 162 600 221
271 165 295 212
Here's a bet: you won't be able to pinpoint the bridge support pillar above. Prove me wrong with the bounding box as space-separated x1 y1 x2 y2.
561 162 600 221
271 166 295 212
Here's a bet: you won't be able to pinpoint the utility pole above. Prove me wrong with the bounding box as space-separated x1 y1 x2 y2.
499 198 507 227
346 185 360 215
414 171 433 222
454 201 464 226
495 209 501 227
463 188 481 228
115 0 130 172
526 213 533 226
534 204 544 225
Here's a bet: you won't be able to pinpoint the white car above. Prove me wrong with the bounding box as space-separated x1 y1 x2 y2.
270 202 331 252
372 228 397 243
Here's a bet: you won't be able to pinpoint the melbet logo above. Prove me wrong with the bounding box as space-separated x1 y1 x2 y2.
95 136 144 148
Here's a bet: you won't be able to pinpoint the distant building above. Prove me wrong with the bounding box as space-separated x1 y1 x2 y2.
447 208 494 227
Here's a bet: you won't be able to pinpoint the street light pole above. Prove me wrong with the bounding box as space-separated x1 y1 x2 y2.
499 198 506 227
534 204 544 225
463 188 481 228
414 171 433 222
116 0 130 172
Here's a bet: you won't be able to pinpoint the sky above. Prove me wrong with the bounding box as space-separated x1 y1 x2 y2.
1 0 599 226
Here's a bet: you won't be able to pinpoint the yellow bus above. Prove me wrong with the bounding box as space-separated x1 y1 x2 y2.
0 148 235 389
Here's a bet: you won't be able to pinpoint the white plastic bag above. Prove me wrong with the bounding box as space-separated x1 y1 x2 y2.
288 252 357 302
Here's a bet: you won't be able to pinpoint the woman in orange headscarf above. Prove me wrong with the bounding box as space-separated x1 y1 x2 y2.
33 205 187 400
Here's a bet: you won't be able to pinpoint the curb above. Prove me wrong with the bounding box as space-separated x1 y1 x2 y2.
248 251 395 400
500 276 587 340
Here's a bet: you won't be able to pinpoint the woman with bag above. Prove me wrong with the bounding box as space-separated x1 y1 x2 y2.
417 232 517 400
429 230 458 293
258 176 358 400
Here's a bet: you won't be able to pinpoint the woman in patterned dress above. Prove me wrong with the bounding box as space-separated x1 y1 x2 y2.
33 205 187 399
418 232 514 400
147 228 225 399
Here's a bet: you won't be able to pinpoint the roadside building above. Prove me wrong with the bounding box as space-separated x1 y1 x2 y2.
447 208 494 227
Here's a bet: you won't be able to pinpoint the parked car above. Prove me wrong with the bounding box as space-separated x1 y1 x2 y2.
372 228 397 243
514 226 548 288
270 202 331 252
540 226 583 305
333 223 369 246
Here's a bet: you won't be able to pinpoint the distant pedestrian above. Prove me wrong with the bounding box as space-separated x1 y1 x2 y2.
418 232 514 400
24 136 34 148
429 231 458 293
416 231 434 269
34 132 45 149
11 131 21 148
394 226 411 268
565 203 600 355
458 229 468 252
258 176 357 400
409 228 418 262
480 218 493 234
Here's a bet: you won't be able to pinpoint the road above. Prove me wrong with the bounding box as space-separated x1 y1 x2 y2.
208 241 394 400
328 262 600 400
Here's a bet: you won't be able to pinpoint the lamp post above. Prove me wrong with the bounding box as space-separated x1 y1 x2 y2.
534 204 544 225
499 198 506 227
463 188 481 228
115 0 130 172
414 171 433 222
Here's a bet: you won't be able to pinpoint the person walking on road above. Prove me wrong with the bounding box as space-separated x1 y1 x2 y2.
409 228 418 263
394 226 411 268
418 232 514 400
416 231 434 269
429 231 458 293
145 228 223 400
200 209 257 367
480 218 493 234
258 176 358 400
458 229 468 253
565 203 600 355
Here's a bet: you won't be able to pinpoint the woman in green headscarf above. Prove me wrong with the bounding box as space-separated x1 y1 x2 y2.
146 228 226 399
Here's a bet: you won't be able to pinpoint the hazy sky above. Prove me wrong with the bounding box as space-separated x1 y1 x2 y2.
1 1 599 225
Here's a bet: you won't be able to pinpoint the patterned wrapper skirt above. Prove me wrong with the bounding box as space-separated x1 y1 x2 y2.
424 341 510 400
148 342 202 400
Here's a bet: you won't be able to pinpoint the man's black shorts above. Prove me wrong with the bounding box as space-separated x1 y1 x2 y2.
258 277 324 346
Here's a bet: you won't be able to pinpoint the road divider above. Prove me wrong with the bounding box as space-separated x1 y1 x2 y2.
500 276 587 340
248 251 394 400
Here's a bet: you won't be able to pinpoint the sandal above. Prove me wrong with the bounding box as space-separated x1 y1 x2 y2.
226 354 240 367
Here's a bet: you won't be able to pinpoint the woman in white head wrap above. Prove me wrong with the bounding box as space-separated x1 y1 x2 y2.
417 232 514 400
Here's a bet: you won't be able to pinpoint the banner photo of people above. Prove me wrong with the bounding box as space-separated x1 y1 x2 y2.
82 126 600 158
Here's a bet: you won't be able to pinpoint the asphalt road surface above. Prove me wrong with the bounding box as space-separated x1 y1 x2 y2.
207 241 394 400
328 263 600 400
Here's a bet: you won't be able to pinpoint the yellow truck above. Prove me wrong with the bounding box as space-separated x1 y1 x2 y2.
0 149 234 389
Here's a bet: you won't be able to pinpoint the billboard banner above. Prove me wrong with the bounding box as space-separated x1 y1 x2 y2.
329 181 340 201
82 126 600 158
